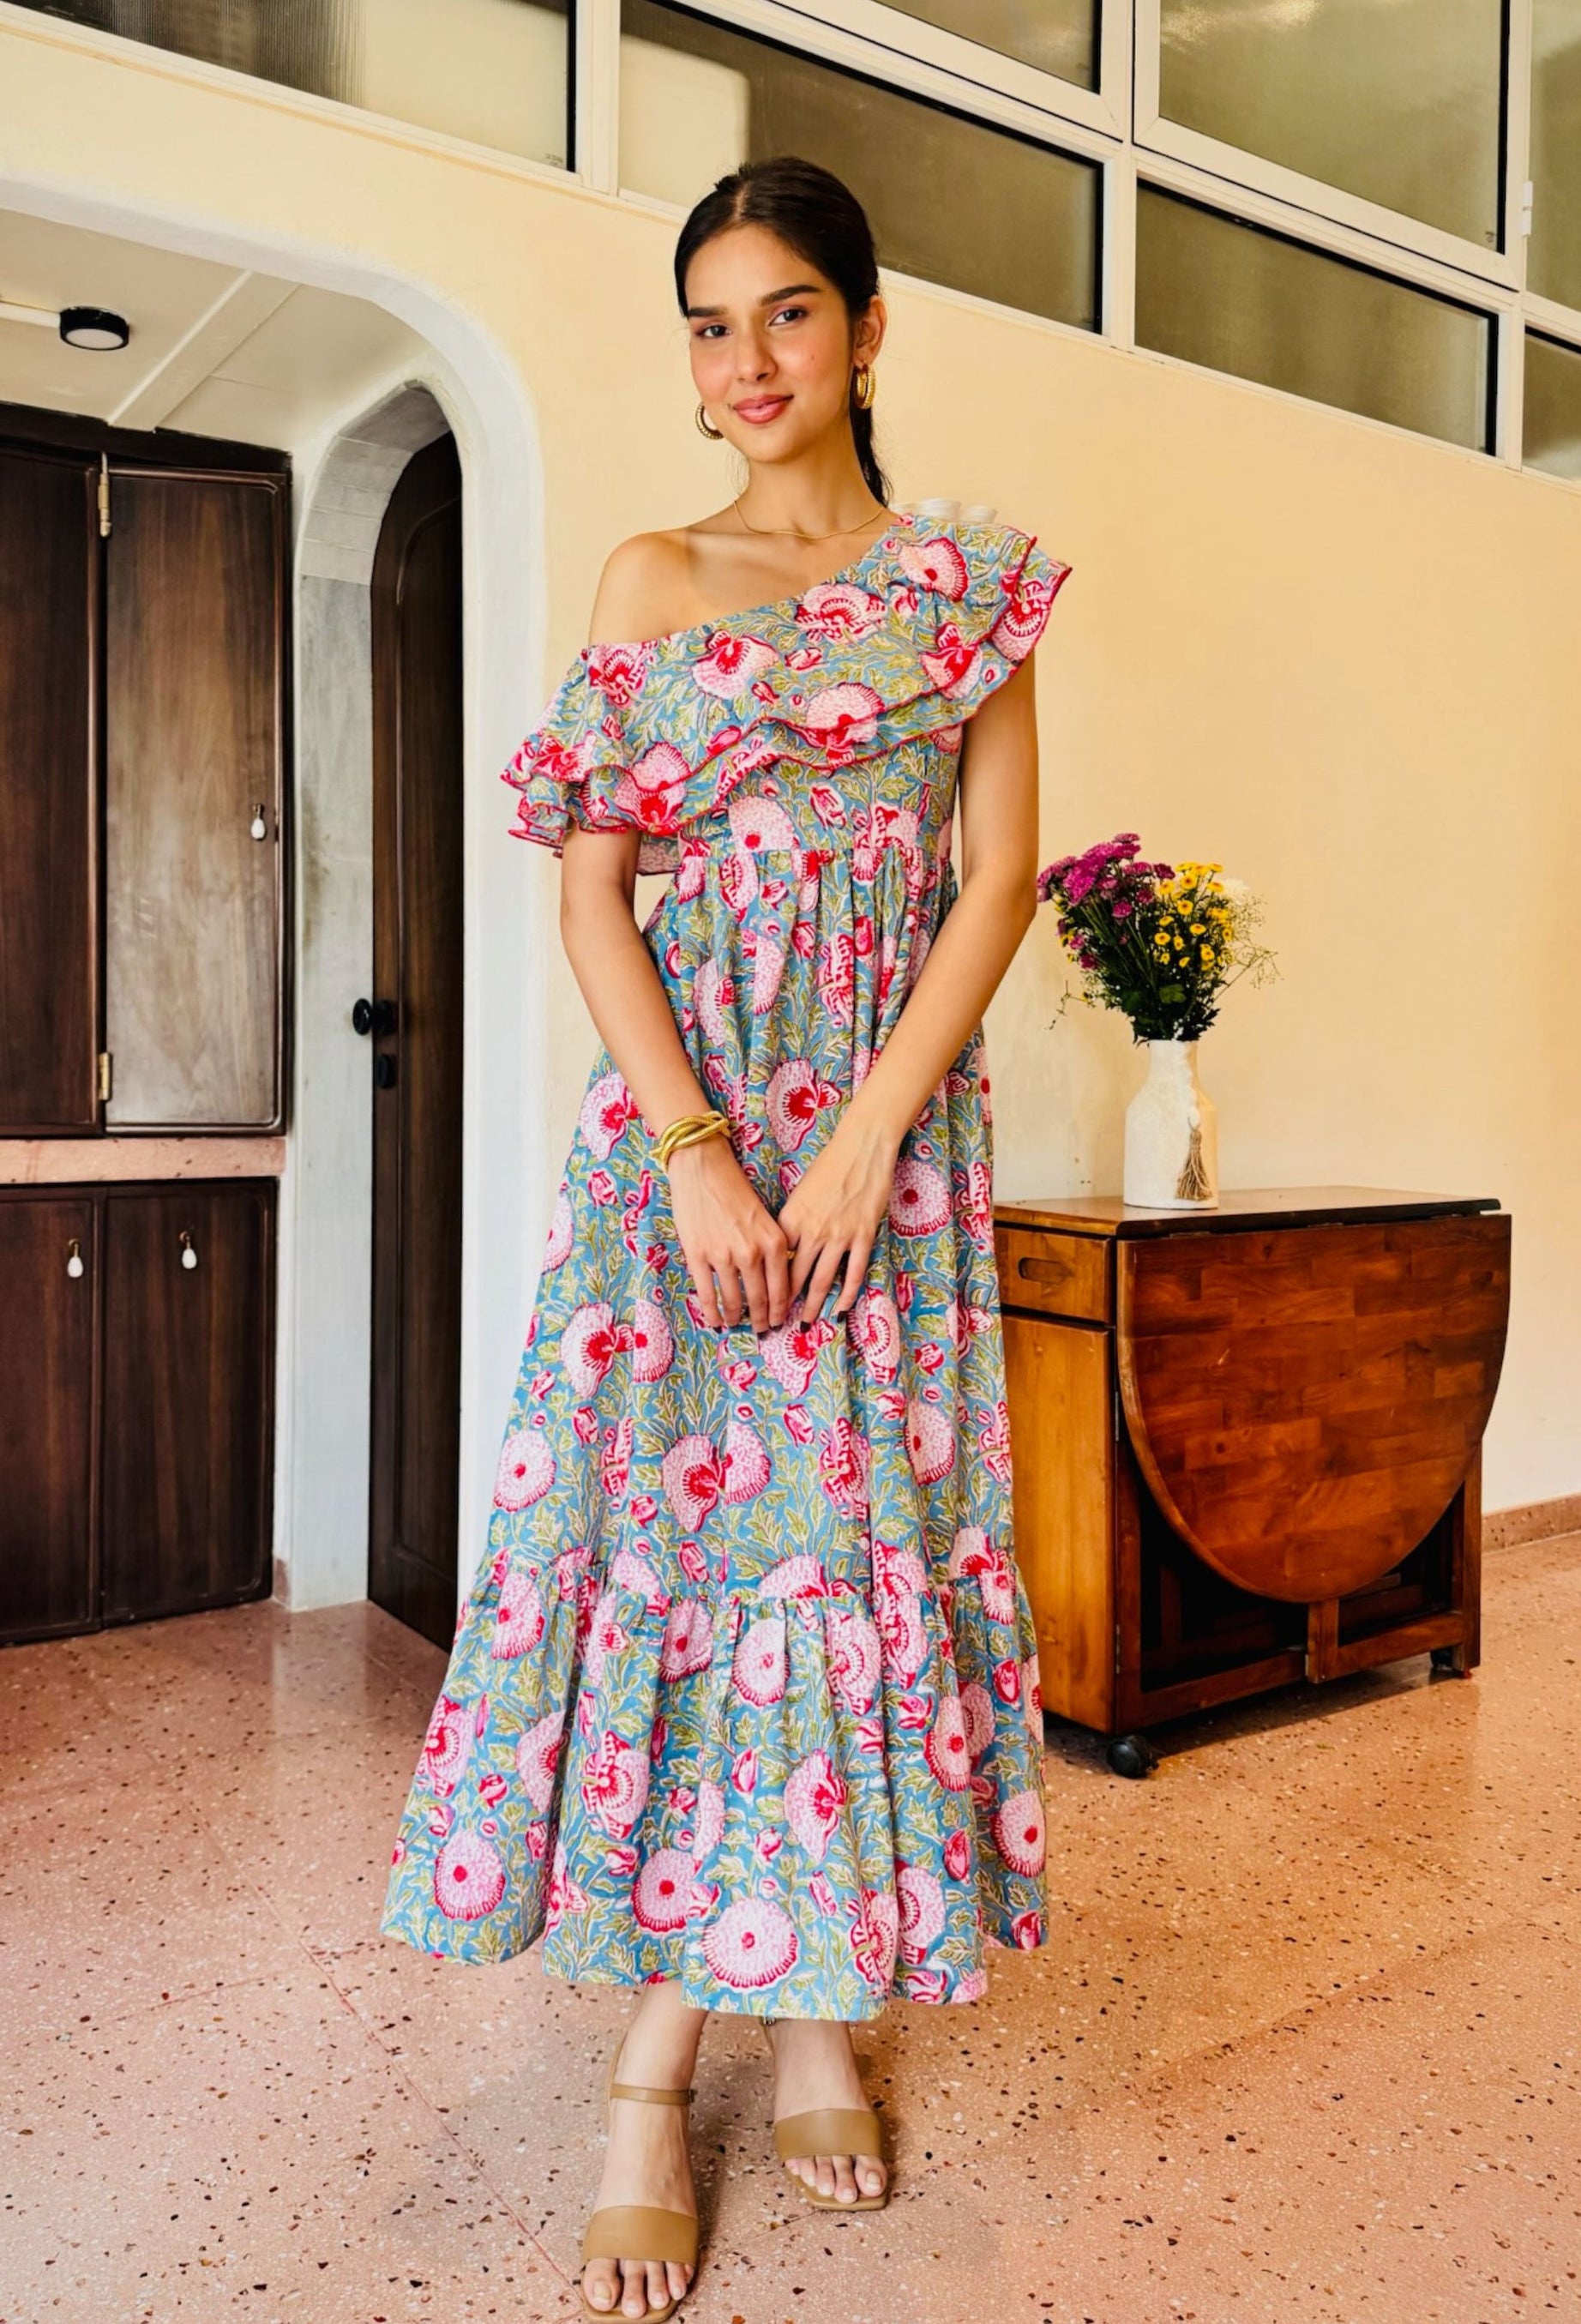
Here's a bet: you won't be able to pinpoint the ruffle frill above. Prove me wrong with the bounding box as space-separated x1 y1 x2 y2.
379 1541 1049 2015
500 516 1073 873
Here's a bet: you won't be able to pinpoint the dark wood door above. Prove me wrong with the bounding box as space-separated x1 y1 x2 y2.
100 1184 274 1623
105 467 286 1129
367 435 465 1647
0 1194 98 1639
0 447 99 1132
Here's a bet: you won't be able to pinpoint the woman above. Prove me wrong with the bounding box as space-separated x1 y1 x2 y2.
381 154 1072 2322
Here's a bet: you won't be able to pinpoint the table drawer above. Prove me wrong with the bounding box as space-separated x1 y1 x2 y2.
995 1225 1111 1324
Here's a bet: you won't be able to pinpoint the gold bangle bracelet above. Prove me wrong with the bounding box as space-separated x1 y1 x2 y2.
657 1123 729 1171
653 1111 730 1170
652 1111 717 1165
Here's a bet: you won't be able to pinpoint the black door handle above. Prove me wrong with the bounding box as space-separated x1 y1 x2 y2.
352 996 398 1038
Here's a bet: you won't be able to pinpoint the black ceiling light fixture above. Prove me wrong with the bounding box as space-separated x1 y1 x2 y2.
59 305 130 351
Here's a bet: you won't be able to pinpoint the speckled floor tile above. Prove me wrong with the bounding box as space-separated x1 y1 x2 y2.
2 1540 1577 2323
153 1713 437 1954
1009 1915 1581 2324
0 1779 306 2041
73 1599 442 1761
3 1968 578 2321
0 1636 149 1805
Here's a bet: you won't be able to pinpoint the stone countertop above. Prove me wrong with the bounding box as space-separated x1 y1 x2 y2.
0 1139 285 1183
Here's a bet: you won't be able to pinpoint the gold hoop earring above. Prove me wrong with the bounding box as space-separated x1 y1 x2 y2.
695 400 724 440
853 364 876 411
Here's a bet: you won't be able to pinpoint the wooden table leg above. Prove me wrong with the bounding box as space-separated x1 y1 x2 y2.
1305 1598 1339 1683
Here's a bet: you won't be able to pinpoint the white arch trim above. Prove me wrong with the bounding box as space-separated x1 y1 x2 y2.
0 171 556 1615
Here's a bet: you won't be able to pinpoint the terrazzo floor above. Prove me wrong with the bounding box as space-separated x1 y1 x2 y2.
3 1534 1578 2324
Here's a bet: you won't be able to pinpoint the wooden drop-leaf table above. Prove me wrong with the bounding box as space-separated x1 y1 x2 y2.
994 1188 1511 1772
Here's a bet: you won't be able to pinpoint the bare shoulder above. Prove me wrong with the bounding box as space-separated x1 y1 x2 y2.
586 529 696 648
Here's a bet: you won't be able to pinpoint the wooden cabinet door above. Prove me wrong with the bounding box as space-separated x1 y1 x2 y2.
105 469 286 1129
101 1184 274 1623
0 1195 98 1641
0 447 98 1132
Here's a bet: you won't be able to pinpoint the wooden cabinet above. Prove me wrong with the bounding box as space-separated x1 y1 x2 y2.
0 1180 275 1644
0 407 289 1138
101 1186 276 1623
996 1188 1512 1755
0 1194 98 1635
105 467 287 1129
0 446 98 1133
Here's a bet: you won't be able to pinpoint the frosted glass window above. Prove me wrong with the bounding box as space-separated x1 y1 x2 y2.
1159 0 1503 251
12 0 571 167
1136 185 1494 453
1524 334 1581 481
620 0 1099 330
1530 1 1581 310
881 1 1096 91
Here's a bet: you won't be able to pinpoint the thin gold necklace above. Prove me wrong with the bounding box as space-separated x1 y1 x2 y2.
730 493 889 545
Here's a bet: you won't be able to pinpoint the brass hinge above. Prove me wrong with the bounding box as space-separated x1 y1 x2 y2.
97 1051 112 1100
97 455 111 538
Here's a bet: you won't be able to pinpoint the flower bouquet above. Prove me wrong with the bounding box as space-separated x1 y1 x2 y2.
1036 834 1277 1208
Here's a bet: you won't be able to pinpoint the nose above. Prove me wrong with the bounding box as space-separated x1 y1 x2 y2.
734 327 773 382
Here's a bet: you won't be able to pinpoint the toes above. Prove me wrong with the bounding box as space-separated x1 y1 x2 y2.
583 2260 620 2313
619 2258 649 2319
829 2154 860 2204
813 2152 839 2199
645 2261 670 2313
665 2259 693 2302
858 2154 887 2197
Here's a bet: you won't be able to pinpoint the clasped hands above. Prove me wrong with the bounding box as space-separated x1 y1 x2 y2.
666 1108 899 1334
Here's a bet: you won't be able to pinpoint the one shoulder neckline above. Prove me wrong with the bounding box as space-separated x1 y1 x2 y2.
579 508 928 658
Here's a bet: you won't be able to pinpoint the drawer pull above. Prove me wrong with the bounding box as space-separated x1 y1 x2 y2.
66 1236 84 1280
1018 1255 1074 1285
179 1231 199 1271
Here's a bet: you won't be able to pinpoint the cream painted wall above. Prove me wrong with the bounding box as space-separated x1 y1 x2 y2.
2 6 1574 1544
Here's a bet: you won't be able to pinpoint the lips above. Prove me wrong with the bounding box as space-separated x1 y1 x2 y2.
733 395 790 424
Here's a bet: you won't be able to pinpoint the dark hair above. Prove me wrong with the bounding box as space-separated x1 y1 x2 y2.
673 154 892 508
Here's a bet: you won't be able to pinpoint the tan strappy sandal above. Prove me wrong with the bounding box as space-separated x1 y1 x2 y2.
579 2037 700 2324
760 2018 890 2212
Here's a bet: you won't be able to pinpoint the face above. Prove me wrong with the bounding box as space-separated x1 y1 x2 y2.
683 221 885 465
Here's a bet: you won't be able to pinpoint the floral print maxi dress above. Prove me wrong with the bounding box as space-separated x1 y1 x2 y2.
380 510 1073 2019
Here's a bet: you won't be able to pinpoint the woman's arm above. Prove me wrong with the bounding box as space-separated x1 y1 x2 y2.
778 650 1042 1317
555 539 795 1335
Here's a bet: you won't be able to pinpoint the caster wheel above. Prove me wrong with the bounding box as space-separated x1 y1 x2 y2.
1429 1645 1464 1672
1105 1733 1157 1779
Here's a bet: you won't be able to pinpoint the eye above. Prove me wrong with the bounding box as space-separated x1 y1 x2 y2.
693 322 727 341
771 304 809 325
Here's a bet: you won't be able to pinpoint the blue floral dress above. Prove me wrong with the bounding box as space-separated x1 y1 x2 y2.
380 510 1073 2019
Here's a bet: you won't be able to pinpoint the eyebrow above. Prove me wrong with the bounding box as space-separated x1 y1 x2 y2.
683 281 824 318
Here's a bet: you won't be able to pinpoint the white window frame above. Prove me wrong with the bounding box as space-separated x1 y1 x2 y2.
772 0 1127 144
580 0 1581 483
1133 0 1529 295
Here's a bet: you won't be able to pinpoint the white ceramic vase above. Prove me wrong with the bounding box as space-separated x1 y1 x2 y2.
1123 1039 1219 1210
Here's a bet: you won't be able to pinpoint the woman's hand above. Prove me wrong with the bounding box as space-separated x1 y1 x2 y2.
667 1136 795 1332
777 1109 901 1321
